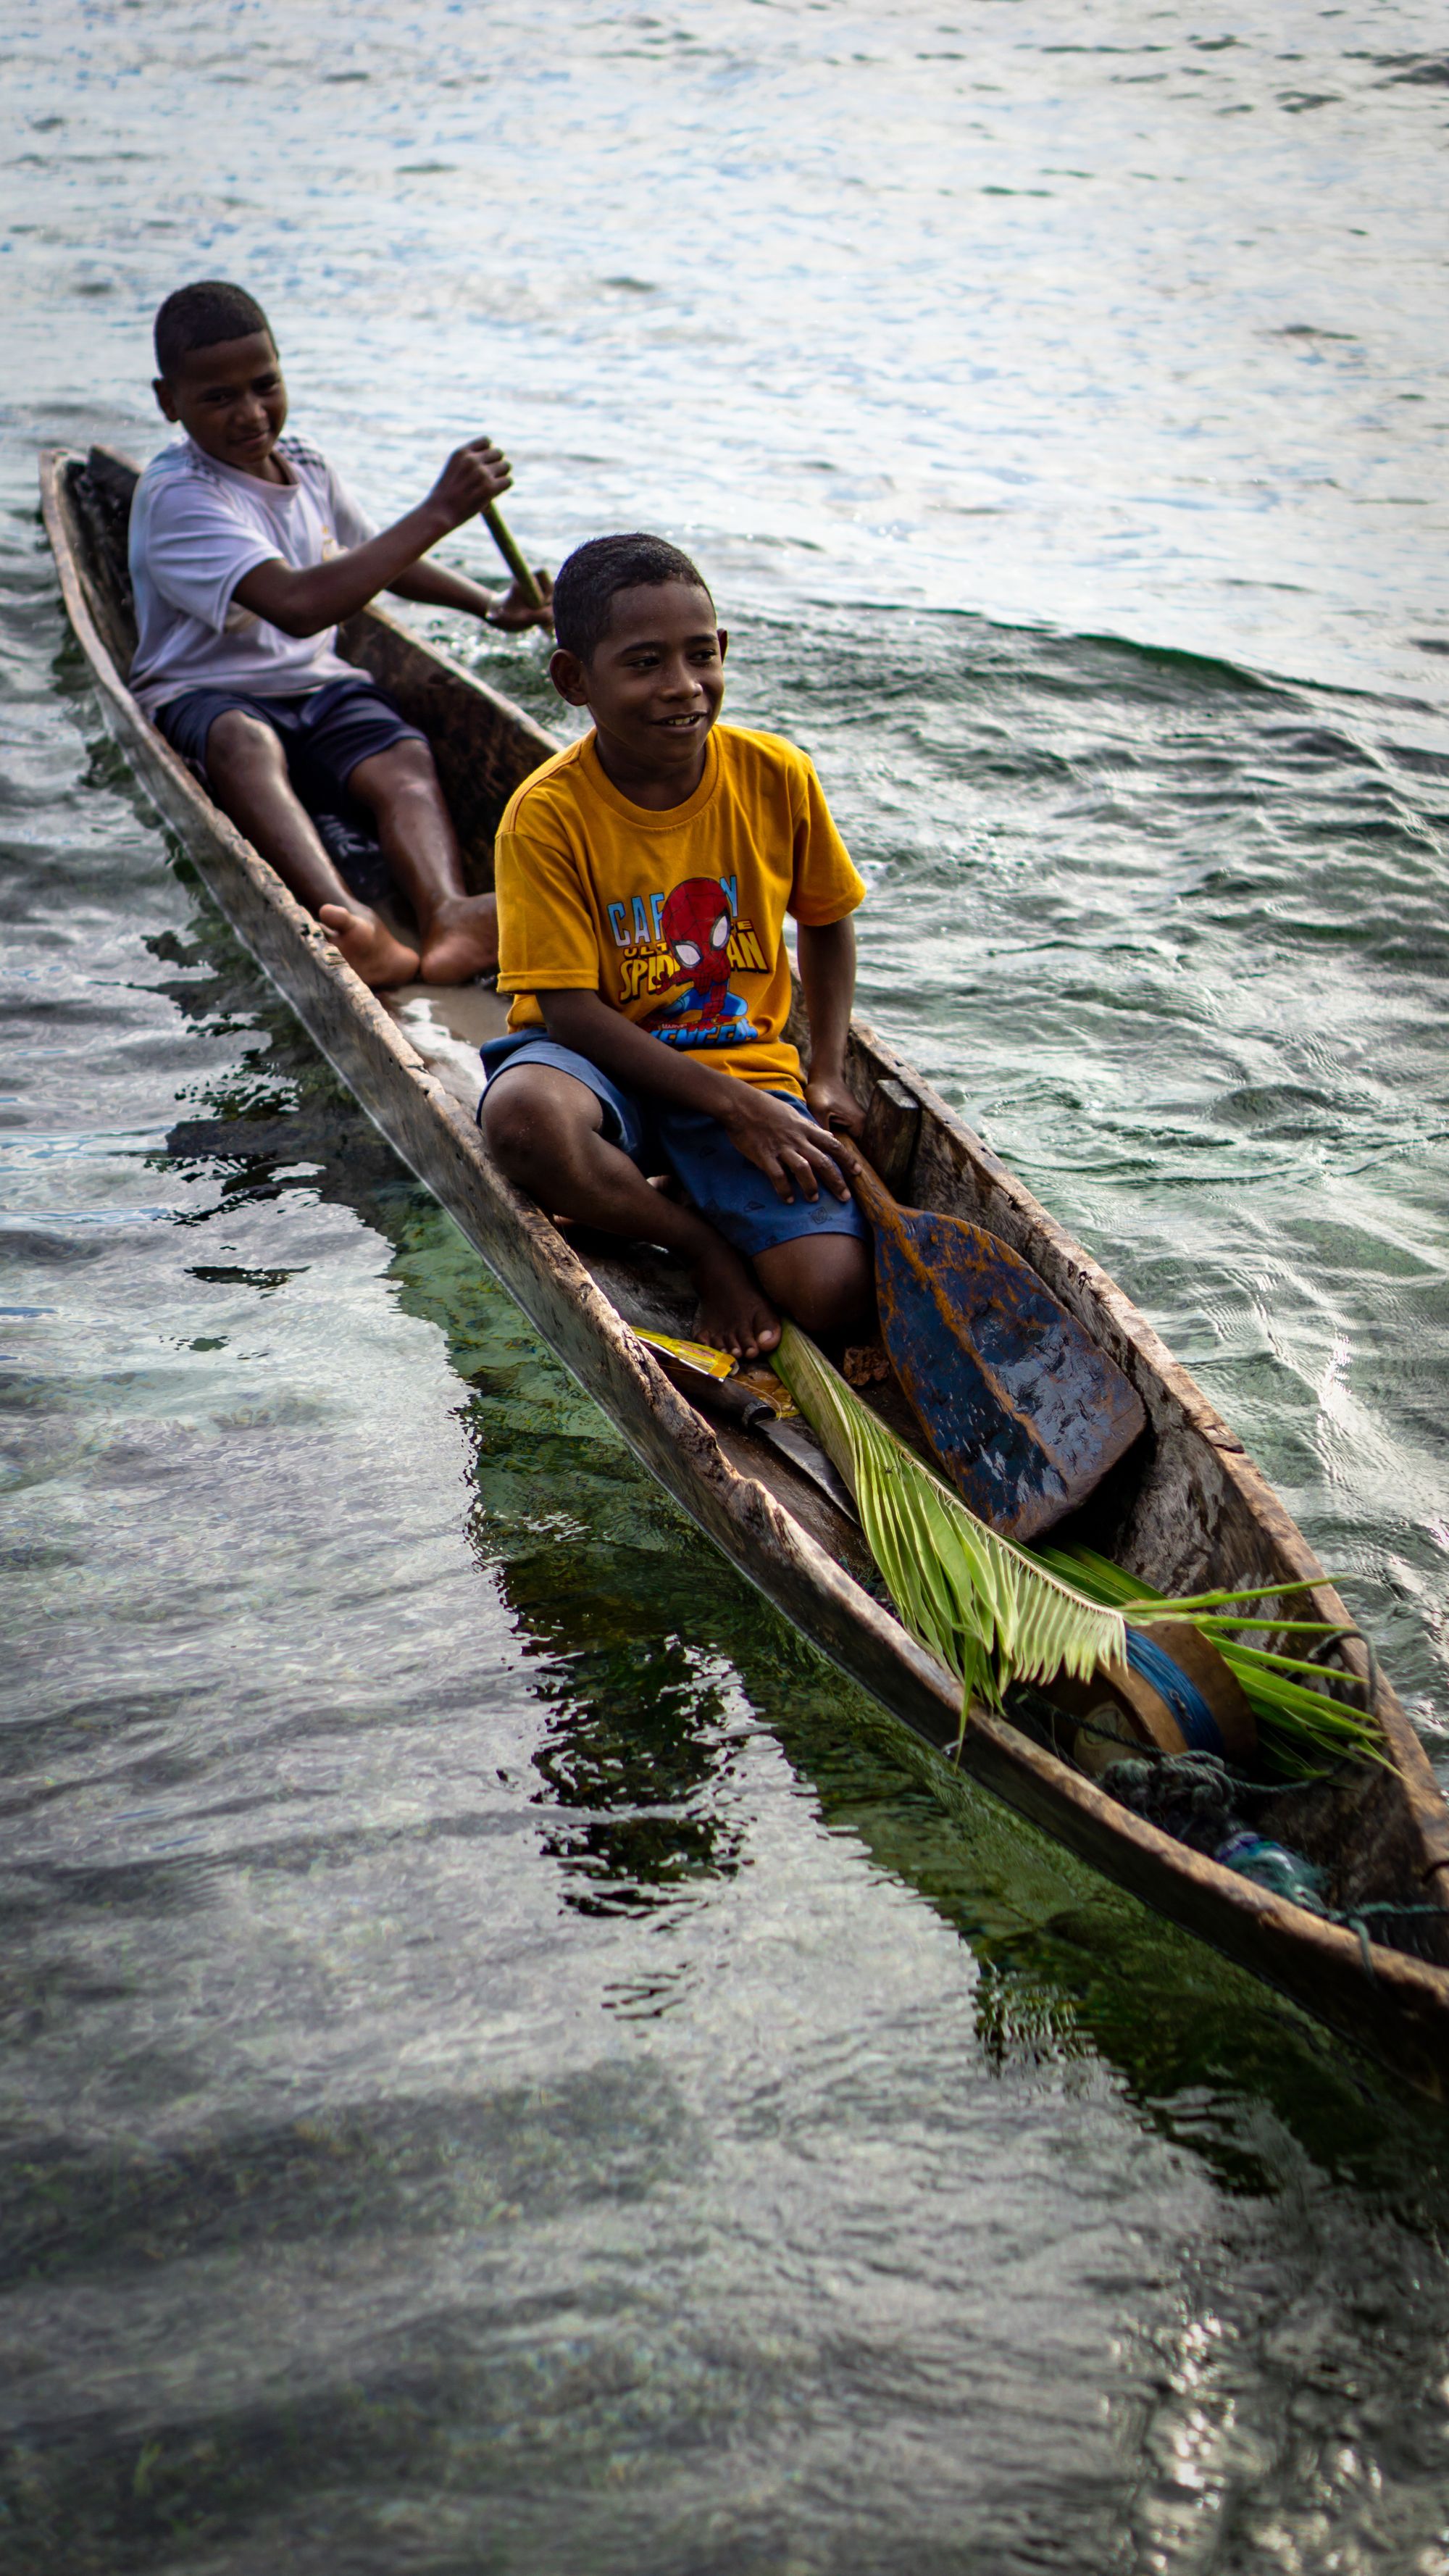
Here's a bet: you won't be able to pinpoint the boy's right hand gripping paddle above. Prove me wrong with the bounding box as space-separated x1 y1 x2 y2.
834 1138 1147 1542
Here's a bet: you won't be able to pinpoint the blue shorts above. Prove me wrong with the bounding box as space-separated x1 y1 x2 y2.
154 675 425 795
480 1033 869 1261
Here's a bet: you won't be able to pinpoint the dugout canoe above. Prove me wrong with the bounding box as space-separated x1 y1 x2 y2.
41 442 1449 2096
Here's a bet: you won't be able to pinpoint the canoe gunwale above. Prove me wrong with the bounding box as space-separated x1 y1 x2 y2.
39 443 1449 2095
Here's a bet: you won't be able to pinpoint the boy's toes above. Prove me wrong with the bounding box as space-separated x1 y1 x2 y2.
318 903 420 991
739 1280 783 1358
692 1252 780 1364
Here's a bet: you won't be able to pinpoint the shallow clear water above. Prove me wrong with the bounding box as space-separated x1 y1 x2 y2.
4 4 1449 2569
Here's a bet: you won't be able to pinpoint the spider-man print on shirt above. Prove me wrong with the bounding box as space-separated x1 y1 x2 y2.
609 874 769 1050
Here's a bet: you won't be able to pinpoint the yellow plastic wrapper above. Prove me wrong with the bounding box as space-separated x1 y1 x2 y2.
632 1327 738 1381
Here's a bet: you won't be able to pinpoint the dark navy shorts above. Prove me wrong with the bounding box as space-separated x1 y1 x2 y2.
479 1033 869 1261
154 675 425 795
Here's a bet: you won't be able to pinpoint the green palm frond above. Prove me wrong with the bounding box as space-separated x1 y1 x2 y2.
1034 1544 1387 1773
772 1333 1386 1780
772 1322 1125 1714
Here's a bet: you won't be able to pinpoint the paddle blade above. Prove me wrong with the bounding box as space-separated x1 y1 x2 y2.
872 1207 1147 1540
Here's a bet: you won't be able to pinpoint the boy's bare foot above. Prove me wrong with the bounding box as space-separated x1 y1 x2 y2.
417 893 499 985
690 1240 781 1361
317 903 421 990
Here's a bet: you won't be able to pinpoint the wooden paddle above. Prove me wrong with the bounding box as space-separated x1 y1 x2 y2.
482 499 546 611
828 1127 1147 1542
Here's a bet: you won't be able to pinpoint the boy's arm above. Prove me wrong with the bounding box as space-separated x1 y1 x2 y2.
796 917 863 1137
230 438 516 638
388 557 554 632
540 990 853 1206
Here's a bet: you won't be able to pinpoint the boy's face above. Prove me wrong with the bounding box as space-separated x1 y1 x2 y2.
154 331 288 480
551 581 727 798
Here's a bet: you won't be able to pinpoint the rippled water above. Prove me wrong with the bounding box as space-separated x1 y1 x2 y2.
4 4 1449 2568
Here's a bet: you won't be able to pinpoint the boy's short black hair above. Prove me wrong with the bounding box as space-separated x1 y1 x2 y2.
553 533 713 663
154 281 274 379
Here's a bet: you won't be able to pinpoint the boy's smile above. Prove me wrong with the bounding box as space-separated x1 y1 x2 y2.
552 580 727 810
154 330 290 483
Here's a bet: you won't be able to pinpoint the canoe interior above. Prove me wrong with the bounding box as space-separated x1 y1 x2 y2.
48 445 1449 2083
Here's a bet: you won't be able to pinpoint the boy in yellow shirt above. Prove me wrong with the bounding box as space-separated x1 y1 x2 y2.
482 534 874 1362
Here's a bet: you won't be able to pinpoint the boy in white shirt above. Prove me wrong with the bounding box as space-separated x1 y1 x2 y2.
129 280 552 988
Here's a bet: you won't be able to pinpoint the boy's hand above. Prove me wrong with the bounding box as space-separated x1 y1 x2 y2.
427 437 514 532
804 1067 864 1139
718 1084 854 1205
487 566 555 631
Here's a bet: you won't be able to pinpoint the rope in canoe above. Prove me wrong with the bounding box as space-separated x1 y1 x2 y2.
1010 1712 1448 1977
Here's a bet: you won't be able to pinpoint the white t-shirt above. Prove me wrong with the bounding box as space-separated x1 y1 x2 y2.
127 432 379 720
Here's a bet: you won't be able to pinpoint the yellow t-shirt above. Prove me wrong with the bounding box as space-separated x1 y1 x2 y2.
493 723 867 1095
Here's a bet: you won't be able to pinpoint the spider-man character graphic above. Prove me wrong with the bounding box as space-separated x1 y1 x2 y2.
641 876 754 1041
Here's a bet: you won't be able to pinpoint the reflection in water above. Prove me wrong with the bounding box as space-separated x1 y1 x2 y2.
492 1528 748 1920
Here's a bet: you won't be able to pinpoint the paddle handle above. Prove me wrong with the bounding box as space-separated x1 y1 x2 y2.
482 499 545 609
827 1124 907 1243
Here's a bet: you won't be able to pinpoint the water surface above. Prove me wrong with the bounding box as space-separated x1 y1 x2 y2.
4 4 1449 2568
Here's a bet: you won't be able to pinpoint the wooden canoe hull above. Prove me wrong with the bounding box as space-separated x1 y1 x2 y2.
40 445 1449 2095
